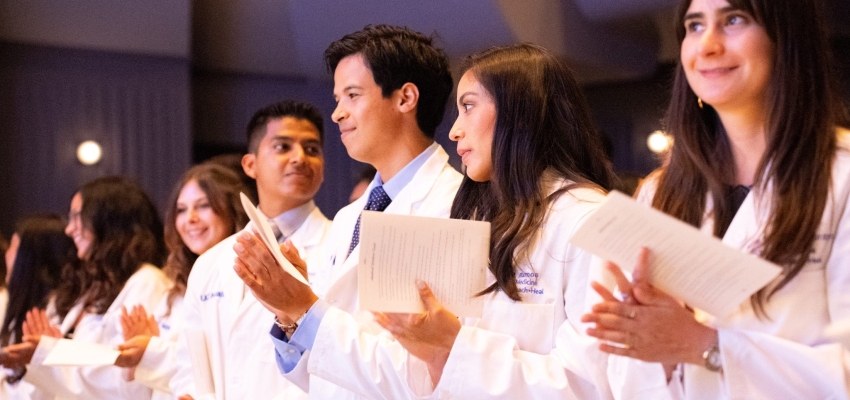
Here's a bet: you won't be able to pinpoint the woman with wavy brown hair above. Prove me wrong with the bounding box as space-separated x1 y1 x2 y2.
582 0 850 398
1 176 171 399
114 163 247 400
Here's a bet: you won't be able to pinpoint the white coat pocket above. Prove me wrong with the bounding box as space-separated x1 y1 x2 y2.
476 301 555 354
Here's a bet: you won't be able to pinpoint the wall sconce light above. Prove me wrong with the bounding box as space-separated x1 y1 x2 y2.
647 130 672 154
76 140 103 165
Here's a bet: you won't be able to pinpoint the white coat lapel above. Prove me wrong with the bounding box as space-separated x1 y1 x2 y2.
336 146 449 274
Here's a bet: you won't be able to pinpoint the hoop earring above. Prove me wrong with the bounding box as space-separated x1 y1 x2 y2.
697 97 704 109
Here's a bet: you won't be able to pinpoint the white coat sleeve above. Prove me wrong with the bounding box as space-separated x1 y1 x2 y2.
23 268 169 399
133 335 177 393
305 307 433 400
433 251 609 400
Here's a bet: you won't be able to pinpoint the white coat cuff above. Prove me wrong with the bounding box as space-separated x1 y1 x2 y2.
134 336 173 392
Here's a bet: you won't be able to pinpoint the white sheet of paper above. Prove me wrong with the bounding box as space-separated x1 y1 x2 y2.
358 211 489 317
184 329 215 395
569 191 782 318
42 339 120 366
240 193 309 286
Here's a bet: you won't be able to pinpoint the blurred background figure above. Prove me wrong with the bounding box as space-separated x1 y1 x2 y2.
204 154 259 205
0 214 80 399
114 163 248 400
348 166 376 203
1 176 171 400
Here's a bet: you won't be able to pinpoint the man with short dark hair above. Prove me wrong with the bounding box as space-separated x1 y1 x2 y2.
233 25 462 399
171 100 331 400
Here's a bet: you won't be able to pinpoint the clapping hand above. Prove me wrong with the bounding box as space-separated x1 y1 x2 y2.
233 231 317 322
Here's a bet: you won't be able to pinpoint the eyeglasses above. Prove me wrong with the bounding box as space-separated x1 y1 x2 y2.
67 210 82 226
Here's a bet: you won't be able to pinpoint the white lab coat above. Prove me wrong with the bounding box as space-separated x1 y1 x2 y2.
607 129 850 400
171 206 330 400
281 144 463 399
1 297 59 400
127 293 186 400
24 264 171 400
295 172 612 399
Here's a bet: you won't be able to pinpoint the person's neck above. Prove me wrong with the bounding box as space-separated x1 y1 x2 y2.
372 133 433 183
258 197 310 218
715 106 768 187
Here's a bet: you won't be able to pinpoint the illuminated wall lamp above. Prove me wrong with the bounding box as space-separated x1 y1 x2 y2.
647 130 673 154
76 140 103 165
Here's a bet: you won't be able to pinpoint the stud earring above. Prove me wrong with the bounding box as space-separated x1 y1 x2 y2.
698 97 704 109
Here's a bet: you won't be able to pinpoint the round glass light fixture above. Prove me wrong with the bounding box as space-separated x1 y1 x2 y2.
76 140 103 165
647 131 672 154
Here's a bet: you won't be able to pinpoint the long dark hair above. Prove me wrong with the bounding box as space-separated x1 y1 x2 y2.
77 176 166 314
162 164 247 314
654 0 847 315
1 215 80 346
451 44 615 301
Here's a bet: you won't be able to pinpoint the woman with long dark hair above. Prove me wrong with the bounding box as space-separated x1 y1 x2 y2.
582 0 850 398
2 176 171 399
0 215 79 399
114 163 247 399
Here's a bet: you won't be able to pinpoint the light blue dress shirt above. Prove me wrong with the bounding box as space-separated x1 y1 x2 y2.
270 142 439 374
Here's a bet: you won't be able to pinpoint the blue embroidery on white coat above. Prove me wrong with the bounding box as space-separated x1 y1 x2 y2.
517 271 543 295
200 291 224 301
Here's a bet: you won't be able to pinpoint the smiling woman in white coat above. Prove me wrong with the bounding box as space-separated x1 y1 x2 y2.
1 176 172 400
581 0 850 398
112 163 248 400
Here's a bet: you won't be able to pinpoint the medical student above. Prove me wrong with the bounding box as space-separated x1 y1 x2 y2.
112 163 248 400
235 43 620 399
0 215 80 400
1 176 171 399
170 100 331 400
581 0 850 398
232 25 462 399
366 43 618 399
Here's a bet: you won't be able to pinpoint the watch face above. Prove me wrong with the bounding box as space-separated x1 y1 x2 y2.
705 346 722 372
709 350 721 366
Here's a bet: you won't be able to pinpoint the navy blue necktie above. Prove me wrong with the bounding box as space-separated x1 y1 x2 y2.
348 185 392 256
268 219 284 244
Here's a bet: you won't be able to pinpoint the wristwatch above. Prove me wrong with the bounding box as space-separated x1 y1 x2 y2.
702 343 722 372
274 311 308 335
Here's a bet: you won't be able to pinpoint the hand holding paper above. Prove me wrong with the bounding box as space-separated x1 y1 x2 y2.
358 212 489 318
239 193 309 286
570 191 781 318
373 280 462 386
233 216 317 320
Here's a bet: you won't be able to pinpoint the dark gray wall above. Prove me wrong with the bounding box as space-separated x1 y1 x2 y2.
0 41 191 236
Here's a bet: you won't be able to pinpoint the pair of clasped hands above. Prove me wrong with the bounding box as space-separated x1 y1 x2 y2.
0 305 158 378
233 229 717 384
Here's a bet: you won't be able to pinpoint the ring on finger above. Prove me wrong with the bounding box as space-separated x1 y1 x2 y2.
628 309 636 319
